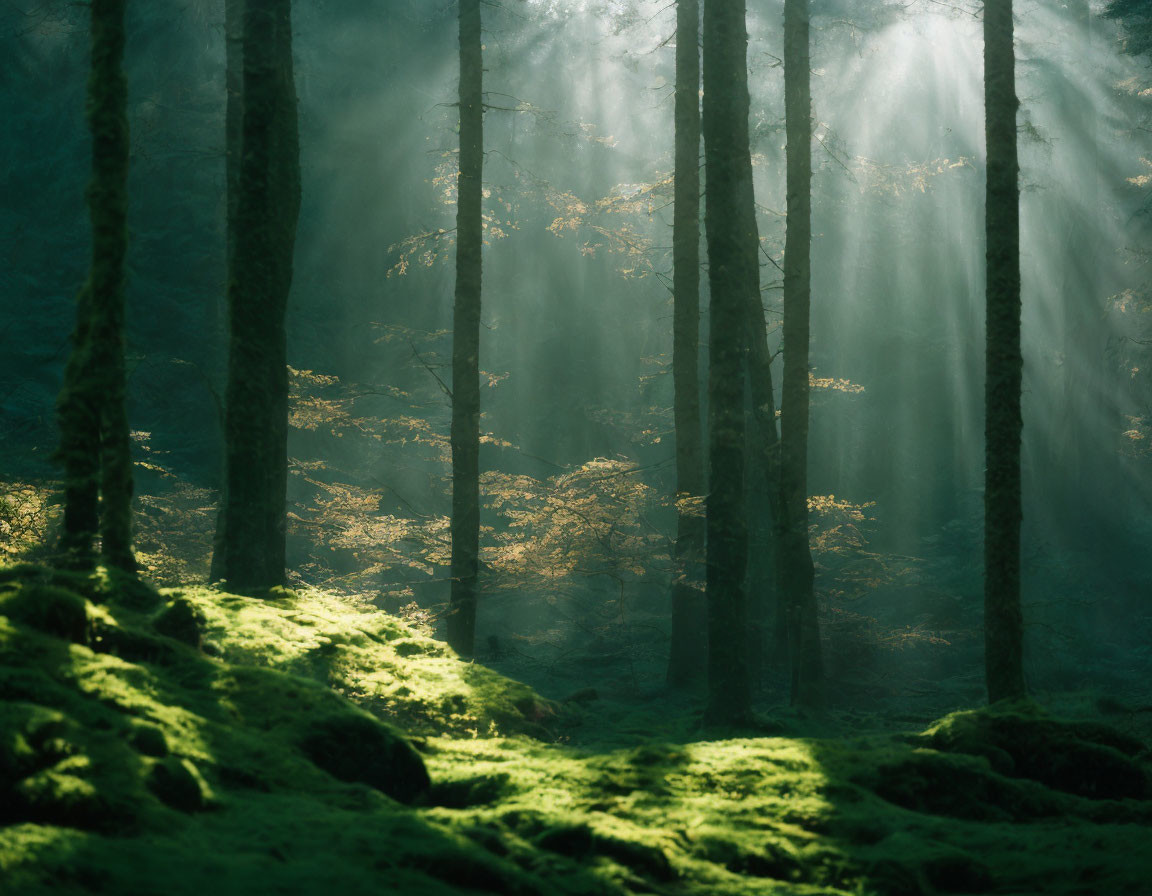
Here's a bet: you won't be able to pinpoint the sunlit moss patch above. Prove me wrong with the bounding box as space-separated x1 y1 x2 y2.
2 565 1151 895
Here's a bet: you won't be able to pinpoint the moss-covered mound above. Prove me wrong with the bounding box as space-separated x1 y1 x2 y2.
2 564 1151 895
920 703 1150 799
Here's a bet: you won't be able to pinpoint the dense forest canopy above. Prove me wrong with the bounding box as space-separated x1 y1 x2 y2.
3 0 1152 892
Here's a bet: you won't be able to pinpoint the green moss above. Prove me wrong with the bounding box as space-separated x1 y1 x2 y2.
147 756 211 812
180 583 558 739
922 704 1150 800
0 583 90 644
2 564 1151 895
429 771 511 808
127 723 168 758
152 597 206 649
298 710 430 804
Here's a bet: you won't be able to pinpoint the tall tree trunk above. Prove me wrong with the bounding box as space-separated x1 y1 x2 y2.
447 0 484 658
218 0 300 591
57 290 100 567
209 0 244 585
743 276 785 671
667 0 708 688
780 0 823 706
701 0 755 725
983 0 1027 703
55 0 135 572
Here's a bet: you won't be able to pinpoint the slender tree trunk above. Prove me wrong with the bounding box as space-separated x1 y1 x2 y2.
209 0 244 584
218 0 300 591
983 0 1027 703
57 291 100 568
701 0 755 725
224 0 244 272
667 0 708 688
447 0 484 658
780 0 823 707
743 281 786 670
56 0 135 572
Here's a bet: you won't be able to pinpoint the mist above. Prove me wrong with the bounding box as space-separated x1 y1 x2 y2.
4 0 1152 717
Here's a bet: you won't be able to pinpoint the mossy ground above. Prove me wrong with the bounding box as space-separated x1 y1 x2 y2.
2 564 1150 895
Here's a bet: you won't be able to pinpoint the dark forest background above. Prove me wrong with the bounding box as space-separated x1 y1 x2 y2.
4 0 1152 711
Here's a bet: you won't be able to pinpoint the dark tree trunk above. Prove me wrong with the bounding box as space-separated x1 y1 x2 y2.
780 0 823 707
55 0 135 572
667 0 708 688
983 0 1027 703
447 0 484 658
210 0 244 585
743 276 786 673
57 287 100 567
701 0 755 725
218 0 300 591
224 0 244 271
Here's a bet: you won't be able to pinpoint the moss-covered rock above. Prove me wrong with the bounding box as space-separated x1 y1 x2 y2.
865 747 1058 820
153 596 206 649
0 583 90 644
147 757 211 812
923 705 1151 800
429 772 511 808
127 723 169 758
299 710 431 804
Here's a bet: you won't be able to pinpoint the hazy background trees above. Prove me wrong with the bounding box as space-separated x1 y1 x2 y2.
447 0 485 658
4 0 1152 710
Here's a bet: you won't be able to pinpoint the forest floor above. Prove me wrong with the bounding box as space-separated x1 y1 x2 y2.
2 564 1151 896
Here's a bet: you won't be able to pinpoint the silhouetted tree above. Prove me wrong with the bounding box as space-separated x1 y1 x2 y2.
983 0 1027 703
779 0 824 707
55 0 136 573
209 0 244 585
667 0 708 688
701 0 756 724
743 249 785 675
447 0 484 657
216 0 300 590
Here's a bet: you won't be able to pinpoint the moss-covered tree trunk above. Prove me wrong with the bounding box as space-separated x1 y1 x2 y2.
209 0 245 585
667 0 708 688
447 0 484 658
701 0 755 725
744 267 785 674
55 0 135 572
224 0 244 272
983 0 1027 703
218 0 300 591
780 0 823 707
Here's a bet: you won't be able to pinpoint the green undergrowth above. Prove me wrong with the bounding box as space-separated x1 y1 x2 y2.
2 564 1150 895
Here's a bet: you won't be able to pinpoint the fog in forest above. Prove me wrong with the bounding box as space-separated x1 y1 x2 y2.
4 0 1152 710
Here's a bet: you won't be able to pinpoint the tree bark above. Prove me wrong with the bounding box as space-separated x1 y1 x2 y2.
218 0 300 591
667 0 708 688
55 0 135 572
743 272 785 673
447 0 484 658
983 0 1027 703
780 0 823 707
210 0 245 585
701 0 755 725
